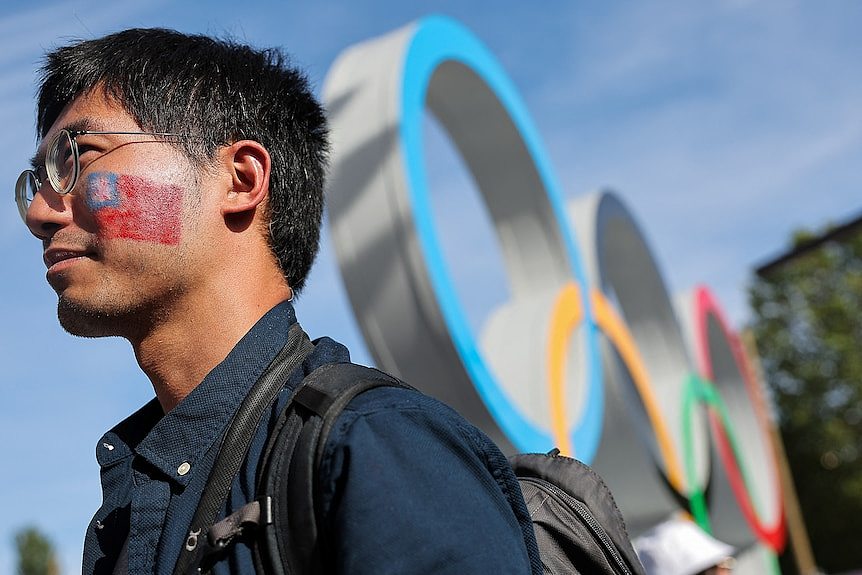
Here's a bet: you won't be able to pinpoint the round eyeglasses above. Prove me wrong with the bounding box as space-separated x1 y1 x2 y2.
15 129 187 223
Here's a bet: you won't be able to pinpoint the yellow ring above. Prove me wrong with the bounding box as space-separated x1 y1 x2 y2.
546 284 684 492
589 288 684 490
547 283 583 456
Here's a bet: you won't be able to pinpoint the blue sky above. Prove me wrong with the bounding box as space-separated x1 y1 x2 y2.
1 1 860 571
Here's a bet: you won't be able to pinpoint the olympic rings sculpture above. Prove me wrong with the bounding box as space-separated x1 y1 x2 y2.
323 15 786 573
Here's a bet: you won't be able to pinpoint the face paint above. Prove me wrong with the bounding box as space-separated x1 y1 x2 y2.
86 172 183 244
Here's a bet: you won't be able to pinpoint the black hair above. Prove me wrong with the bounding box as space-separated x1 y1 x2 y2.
36 28 329 293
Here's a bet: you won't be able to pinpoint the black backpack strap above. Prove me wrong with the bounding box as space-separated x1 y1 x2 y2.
173 322 315 575
255 363 411 575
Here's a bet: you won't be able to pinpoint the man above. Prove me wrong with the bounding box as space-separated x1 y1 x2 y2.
18 29 537 574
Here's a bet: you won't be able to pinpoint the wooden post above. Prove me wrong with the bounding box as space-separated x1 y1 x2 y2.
740 330 819 575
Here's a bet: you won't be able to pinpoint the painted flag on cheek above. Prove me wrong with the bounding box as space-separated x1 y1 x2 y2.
85 172 183 245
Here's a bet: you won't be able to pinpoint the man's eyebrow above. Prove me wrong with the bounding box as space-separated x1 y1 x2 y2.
30 118 100 169
65 118 99 133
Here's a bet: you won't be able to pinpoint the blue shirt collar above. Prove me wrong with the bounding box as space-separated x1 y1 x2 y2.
96 300 298 486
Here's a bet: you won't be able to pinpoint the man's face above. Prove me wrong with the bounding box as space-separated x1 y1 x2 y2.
25 89 216 339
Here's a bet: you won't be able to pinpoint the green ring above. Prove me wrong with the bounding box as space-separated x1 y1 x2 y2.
681 374 766 533
681 374 711 529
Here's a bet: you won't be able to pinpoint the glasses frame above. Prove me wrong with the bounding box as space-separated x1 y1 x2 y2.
15 129 188 222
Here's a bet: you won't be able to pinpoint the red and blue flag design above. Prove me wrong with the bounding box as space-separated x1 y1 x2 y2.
85 172 183 245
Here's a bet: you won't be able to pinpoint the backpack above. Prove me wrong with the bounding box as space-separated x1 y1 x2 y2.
512 451 645 574
174 329 646 575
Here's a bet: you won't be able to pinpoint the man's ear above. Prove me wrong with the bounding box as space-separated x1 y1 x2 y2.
221 140 271 216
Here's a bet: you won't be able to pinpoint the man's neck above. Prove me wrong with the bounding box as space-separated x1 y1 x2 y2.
132 276 292 413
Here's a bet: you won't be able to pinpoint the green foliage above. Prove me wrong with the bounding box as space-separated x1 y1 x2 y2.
749 226 862 574
14 527 59 575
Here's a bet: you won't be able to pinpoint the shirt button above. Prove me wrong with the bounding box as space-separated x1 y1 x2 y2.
177 462 192 476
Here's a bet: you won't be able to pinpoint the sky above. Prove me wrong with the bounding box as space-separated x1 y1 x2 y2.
1 0 860 571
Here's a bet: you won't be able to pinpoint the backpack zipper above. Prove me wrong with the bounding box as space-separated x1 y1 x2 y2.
521 477 633 575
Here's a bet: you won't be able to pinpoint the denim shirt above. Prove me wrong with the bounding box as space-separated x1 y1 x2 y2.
82 301 538 574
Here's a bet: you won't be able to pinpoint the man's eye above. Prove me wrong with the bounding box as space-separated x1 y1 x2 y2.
59 148 75 171
76 143 98 155
75 144 102 165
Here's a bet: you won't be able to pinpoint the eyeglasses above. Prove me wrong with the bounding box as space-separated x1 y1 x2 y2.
15 129 187 222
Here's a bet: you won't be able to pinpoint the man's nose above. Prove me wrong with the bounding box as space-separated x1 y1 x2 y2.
25 185 74 240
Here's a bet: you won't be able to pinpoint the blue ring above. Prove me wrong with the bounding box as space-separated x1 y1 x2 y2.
400 15 604 460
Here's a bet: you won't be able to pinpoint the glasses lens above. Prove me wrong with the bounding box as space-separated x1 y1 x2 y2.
15 170 38 222
46 130 77 194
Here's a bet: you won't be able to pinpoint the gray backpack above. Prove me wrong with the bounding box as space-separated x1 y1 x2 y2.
512 450 646 574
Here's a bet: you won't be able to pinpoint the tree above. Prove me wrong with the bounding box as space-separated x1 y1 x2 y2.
14 527 59 575
749 225 862 574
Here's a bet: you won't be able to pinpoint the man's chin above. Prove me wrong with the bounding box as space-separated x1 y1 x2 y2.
57 297 125 338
